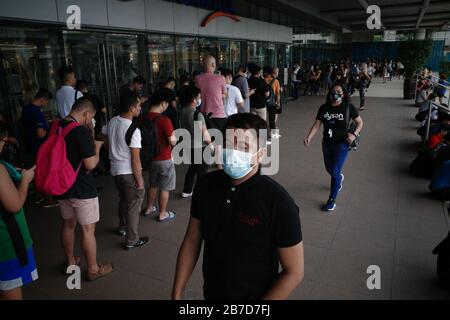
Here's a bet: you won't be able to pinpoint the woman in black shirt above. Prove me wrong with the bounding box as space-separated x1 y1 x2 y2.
304 84 364 211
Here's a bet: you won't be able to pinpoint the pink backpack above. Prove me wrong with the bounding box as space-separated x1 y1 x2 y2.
35 120 81 196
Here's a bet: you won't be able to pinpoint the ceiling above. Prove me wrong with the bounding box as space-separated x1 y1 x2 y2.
278 0 450 32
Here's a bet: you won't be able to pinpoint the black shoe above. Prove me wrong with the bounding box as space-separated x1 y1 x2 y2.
124 237 149 250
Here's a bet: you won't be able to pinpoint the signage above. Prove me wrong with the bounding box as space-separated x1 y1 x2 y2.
201 11 240 27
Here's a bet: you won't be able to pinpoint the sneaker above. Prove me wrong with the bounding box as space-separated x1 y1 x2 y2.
339 174 344 192
181 192 193 199
322 199 336 212
124 237 150 250
142 206 157 217
359 106 365 111
271 132 282 139
117 227 127 237
87 262 113 281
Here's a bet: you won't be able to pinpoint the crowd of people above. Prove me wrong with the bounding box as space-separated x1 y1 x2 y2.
410 68 450 201
0 55 307 300
290 58 405 111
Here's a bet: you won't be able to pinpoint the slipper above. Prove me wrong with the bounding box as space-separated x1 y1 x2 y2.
158 211 176 223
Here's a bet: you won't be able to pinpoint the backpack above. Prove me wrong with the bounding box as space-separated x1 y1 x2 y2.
296 68 304 82
194 110 217 130
266 79 277 109
433 231 450 288
125 115 161 171
35 120 81 196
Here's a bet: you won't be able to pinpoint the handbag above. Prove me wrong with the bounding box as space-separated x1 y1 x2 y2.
346 103 359 151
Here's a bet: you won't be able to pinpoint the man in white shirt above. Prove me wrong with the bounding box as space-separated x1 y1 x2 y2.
102 92 149 250
223 69 244 117
56 66 83 119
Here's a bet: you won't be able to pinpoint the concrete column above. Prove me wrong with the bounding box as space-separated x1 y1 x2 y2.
414 29 426 40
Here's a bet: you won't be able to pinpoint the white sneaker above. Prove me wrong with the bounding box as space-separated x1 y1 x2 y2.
181 192 193 199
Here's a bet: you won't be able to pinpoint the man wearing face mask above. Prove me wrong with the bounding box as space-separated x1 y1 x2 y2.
57 97 113 280
172 113 304 300
304 84 364 211
142 89 178 223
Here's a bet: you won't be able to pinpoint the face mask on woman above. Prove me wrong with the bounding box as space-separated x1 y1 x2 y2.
330 92 343 103
222 148 259 180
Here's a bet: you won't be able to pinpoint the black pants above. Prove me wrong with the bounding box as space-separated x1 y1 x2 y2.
359 81 367 107
293 82 300 100
304 80 315 95
432 188 450 201
267 105 277 130
183 148 209 194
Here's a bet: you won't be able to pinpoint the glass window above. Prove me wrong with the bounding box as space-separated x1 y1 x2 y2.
217 39 230 70
199 38 218 66
248 42 268 67
0 26 58 127
148 34 175 91
230 41 246 73
175 36 199 80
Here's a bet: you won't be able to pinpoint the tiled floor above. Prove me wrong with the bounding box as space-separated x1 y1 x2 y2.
23 78 450 300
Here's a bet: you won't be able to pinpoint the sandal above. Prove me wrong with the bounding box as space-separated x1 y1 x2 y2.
87 262 114 282
158 211 176 223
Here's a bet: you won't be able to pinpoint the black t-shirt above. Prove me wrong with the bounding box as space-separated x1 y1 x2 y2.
248 77 270 109
316 102 359 144
58 120 97 200
191 170 302 300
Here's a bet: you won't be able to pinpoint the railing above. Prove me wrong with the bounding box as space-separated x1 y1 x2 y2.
415 69 450 106
424 101 450 143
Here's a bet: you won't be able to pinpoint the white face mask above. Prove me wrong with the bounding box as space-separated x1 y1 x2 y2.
222 148 259 180
196 98 202 108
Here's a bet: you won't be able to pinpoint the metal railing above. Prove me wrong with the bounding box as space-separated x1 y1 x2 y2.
424 101 450 143
415 69 450 107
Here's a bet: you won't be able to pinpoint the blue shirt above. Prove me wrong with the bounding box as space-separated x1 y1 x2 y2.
430 160 450 191
20 104 49 153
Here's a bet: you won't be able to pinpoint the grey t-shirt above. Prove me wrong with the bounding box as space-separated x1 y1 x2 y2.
232 75 250 113
180 107 207 149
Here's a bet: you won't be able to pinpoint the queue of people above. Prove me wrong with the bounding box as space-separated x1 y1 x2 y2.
0 55 302 300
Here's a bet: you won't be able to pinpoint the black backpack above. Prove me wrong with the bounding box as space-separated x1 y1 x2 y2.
433 231 450 289
125 115 161 171
266 79 277 109
194 110 217 130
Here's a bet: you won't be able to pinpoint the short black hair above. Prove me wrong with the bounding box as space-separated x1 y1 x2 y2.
180 75 191 85
133 76 146 85
59 66 75 82
71 96 96 114
225 113 268 144
180 85 201 107
76 80 89 91
222 69 233 78
263 66 273 77
237 65 247 73
251 65 261 75
149 88 176 107
165 77 177 85
119 92 140 114
34 88 53 101
0 121 8 139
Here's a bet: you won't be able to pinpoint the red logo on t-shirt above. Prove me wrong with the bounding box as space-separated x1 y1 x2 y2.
238 212 259 227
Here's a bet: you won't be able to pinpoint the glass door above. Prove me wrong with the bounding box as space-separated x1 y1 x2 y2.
147 34 175 92
63 31 110 114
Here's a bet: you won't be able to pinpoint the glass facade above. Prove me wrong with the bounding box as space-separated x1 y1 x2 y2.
0 24 288 127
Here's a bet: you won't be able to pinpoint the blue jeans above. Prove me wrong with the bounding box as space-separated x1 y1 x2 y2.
323 142 349 200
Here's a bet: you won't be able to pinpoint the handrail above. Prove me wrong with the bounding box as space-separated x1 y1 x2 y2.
415 69 450 106
424 101 450 143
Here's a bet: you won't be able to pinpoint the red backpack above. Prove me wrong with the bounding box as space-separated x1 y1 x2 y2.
35 120 81 196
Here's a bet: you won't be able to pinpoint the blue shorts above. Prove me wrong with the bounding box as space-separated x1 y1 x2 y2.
0 247 38 291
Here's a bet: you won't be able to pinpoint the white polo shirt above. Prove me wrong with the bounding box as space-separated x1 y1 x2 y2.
224 84 244 117
56 85 83 118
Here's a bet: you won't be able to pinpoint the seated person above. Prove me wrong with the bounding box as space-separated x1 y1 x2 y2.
430 160 450 201
416 93 437 122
